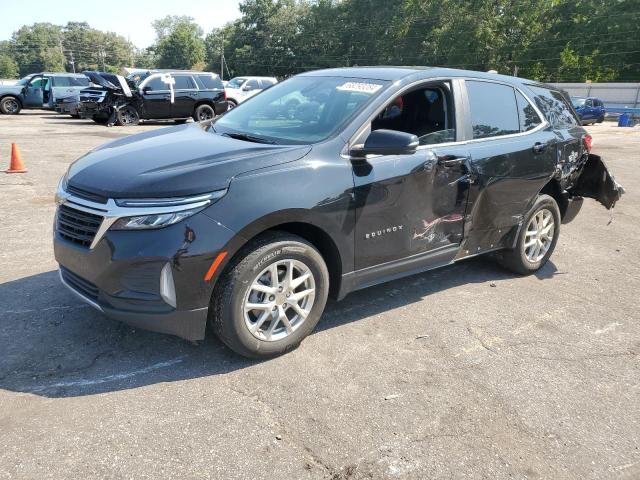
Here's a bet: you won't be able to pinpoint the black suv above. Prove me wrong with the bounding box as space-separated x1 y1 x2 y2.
54 67 623 358
79 70 227 126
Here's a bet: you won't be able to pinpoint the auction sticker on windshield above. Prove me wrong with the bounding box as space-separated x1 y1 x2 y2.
337 82 383 94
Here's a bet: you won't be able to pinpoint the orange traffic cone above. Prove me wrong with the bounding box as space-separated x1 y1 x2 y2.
5 143 27 173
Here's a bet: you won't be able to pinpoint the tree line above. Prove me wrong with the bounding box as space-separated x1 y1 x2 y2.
1 0 638 82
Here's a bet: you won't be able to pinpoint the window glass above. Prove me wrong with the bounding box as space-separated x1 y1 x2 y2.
371 83 455 145
585 99 593 107
145 76 168 91
215 76 388 144
245 79 259 90
528 86 578 128
515 91 542 132
226 77 246 89
52 76 88 87
173 75 195 89
29 77 43 88
196 74 223 90
571 97 586 108
467 81 519 139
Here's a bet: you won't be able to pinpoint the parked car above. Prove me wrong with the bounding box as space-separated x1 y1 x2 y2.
0 72 89 115
78 70 227 126
54 67 623 358
225 76 278 109
54 93 81 117
571 96 606 125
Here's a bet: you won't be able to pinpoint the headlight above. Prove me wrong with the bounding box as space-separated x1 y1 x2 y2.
111 207 202 230
110 190 226 231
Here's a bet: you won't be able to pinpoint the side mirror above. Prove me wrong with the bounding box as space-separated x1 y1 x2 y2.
350 129 419 160
242 85 252 92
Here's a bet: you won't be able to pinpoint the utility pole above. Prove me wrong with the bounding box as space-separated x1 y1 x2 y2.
513 65 518 77
69 51 76 73
220 33 224 80
100 48 106 71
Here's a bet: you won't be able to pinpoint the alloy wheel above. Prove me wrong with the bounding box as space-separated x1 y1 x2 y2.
4 99 19 114
243 259 316 342
198 106 214 121
524 208 555 263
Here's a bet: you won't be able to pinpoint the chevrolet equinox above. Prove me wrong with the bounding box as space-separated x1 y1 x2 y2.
54 67 623 358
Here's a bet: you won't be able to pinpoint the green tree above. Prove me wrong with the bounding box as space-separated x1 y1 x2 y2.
154 16 205 69
0 54 19 78
10 23 66 76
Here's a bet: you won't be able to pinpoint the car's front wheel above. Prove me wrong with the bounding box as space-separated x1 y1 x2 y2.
0 96 21 115
210 233 329 358
117 106 140 126
496 194 560 275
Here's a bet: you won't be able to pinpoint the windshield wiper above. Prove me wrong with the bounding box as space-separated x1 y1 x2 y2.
221 132 277 145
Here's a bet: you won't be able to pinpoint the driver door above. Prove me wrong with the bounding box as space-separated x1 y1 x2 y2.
352 80 470 270
24 76 44 107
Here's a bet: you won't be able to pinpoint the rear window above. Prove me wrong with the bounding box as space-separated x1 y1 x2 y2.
515 91 542 132
466 80 520 139
195 74 223 90
53 76 90 87
173 75 195 89
528 86 578 129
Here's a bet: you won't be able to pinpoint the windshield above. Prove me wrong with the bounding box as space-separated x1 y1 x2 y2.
571 97 586 108
226 77 247 89
214 76 388 144
16 75 34 86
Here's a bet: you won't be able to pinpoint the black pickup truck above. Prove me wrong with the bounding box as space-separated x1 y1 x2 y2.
79 70 227 126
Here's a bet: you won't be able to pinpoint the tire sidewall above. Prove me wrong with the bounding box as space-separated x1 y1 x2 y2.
219 239 329 357
194 104 214 122
516 195 561 272
1 97 21 115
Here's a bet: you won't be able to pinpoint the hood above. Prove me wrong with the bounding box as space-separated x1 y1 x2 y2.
66 122 312 199
0 85 23 95
82 71 121 91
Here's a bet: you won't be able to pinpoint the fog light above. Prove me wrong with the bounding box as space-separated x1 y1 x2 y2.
160 263 177 308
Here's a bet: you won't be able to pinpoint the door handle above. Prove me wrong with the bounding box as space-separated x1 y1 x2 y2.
437 155 466 167
532 142 546 154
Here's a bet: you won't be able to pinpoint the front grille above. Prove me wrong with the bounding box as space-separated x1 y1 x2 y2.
60 266 99 301
57 204 103 248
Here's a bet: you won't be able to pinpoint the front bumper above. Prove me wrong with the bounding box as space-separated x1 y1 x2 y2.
54 194 237 341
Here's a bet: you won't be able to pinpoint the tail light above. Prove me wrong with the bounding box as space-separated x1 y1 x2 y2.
583 133 593 153
223 89 227 101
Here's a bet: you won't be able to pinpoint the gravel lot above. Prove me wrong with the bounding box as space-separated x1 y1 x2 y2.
1 111 638 479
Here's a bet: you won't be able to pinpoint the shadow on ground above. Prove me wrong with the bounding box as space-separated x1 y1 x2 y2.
0 257 558 398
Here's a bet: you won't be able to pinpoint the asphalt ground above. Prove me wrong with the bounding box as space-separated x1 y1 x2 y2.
0 111 638 479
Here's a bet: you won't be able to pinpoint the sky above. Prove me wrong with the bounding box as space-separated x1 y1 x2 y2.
0 0 242 48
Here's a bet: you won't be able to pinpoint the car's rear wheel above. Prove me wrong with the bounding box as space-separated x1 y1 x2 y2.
597 115 605 123
193 104 215 122
117 106 140 126
0 96 21 115
226 99 237 111
495 194 560 275
210 232 329 358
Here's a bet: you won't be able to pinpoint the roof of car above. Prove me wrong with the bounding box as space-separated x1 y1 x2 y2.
30 72 88 78
299 66 550 88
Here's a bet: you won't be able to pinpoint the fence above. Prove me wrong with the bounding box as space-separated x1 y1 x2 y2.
550 82 640 114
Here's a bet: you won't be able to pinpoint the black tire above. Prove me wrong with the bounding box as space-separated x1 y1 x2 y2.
597 115 605 123
0 96 21 115
193 104 215 122
226 99 237 111
210 232 330 358
495 194 561 275
117 106 140 126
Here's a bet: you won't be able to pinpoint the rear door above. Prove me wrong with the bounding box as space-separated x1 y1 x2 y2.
50 76 89 106
462 80 557 252
171 74 198 117
352 79 469 269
